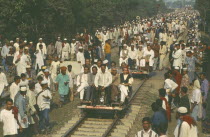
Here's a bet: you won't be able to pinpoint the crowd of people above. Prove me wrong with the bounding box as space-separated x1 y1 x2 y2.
0 7 209 137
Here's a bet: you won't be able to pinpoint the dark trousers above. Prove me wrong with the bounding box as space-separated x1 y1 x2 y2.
98 86 111 105
39 109 50 130
4 135 16 137
105 53 111 69
128 58 136 68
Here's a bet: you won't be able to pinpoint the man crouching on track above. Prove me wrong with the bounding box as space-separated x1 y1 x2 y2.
119 67 133 106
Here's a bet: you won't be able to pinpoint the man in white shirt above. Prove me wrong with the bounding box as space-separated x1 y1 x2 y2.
9 76 21 101
75 66 91 102
119 44 129 66
61 38 71 61
37 80 52 132
128 44 137 69
13 47 28 76
1 43 10 72
143 45 155 70
55 37 62 58
34 45 45 74
94 64 112 105
0 99 19 137
0 67 8 96
164 72 178 106
76 46 85 65
174 107 198 137
50 56 60 82
135 117 158 137
191 79 201 121
14 37 20 52
172 43 182 69
70 39 76 60
119 67 133 104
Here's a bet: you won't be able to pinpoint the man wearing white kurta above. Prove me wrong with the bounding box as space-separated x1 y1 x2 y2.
128 45 138 68
36 38 47 55
70 39 76 60
13 48 27 76
119 44 129 66
0 99 19 137
76 47 85 65
94 65 112 105
159 44 167 70
119 67 133 103
61 38 71 61
50 56 60 82
136 46 145 67
55 37 62 58
14 38 20 52
143 45 155 67
172 44 183 69
34 48 45 72
174 107 198 137
9 76 21 102
1 44 10 72
75 66 90 101
0 68 8 96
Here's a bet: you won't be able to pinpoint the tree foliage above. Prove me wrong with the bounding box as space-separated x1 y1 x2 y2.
0 0 166 41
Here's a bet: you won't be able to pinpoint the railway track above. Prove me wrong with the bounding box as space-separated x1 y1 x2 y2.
52 78 147 137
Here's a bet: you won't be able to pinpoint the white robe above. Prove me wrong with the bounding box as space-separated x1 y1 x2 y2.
35 50 45 70
143 49 155 66
50 61 60 82
174 121 198 137
9 82 19 101
0 109 18 136
0 72 8 96
76 52 85 65
13 52 27 76
172 49 182 68
61 43 71 60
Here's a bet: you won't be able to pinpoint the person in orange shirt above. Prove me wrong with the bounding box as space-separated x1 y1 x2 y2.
104 39 111 68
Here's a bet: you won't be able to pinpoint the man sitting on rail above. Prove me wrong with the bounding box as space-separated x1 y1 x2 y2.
94 64 112 106
110 67 120 103
119 67 133 106
128 44 138 69
119 44 129 67
75 66 92 103
143 45 155 71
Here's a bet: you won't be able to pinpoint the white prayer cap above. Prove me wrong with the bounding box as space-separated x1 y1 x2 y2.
41 80 48 85
178 107 188 114
16 38 19 40
183 68 188 71
24 47 29 50
26 65 31 69
39 38 43 40
10 40 14 43
20 86 27 92
44 69 49 72
147 41 151 44
24 40 27 43
123 44 127 47
145 37 149 40
103 60 108 64
64 38 67 41
174 66 179 70
72 39 75 41
29 41 33 44
79 46 83 49
94 59 98 63
173 39 177 41
58 36 61 39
